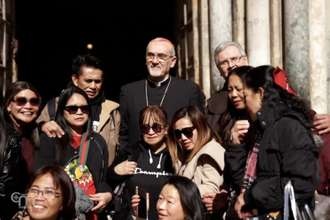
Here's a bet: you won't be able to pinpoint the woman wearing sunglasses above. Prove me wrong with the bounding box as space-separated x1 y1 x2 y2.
34 86 112 220
167 106 225 197
0 81 42 219
107 105 174 220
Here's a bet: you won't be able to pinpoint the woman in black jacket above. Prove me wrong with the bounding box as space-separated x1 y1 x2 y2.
231 65 320 220
34 85 112 220
107 105 174 220
1 82 42 220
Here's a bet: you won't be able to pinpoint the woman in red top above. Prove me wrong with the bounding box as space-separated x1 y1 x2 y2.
35 85 112 220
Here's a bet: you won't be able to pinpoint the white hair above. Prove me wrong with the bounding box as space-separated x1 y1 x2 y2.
214 41 246 66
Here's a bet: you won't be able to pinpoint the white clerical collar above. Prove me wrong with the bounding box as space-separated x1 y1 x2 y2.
147 76 170 87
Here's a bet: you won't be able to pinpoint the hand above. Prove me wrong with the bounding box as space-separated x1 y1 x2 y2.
114 160 137 176
313 114 330 135
231 120 250 144
41 121 65 138
131 194 140 216
90 192 112 213
203 190 229 214
235 193 246 219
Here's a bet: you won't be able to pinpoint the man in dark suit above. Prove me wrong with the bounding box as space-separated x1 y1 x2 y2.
119 37 204 148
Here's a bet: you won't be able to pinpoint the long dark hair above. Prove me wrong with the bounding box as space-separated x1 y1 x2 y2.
29 165 76 220
0 86 5 171
167 106 221 166
218 66 254 145
54 86 92 161
244 65 312 124
4 81 41 148
163 176 205 220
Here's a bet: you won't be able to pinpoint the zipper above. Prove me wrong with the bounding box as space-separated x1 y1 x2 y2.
93 136 105 181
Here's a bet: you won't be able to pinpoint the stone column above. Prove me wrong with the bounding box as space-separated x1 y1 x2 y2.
200 0 211 99
246 0 270 66
209 0 232 92
233 0 245 51
309 0 327 113
270 0 283 68
283 0 309 101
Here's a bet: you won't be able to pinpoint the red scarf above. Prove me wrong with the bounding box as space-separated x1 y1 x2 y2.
240 141 261 219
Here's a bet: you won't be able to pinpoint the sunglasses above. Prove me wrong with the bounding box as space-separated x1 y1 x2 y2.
141 123 164 134
174 126 195 139
12 97 41 107
64 105 89 114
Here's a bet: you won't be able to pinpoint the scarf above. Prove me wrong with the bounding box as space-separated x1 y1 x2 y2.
240 138 261 219
90 91 105 121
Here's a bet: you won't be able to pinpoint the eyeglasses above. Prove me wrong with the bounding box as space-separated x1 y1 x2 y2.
12 97 41 107
64 105 89 114
146 52 173 62
27 188 61 200
174 126 195 139
141 123 164 134
219 56 244 68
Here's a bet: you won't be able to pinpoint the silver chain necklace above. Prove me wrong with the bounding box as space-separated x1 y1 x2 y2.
145 76 172 107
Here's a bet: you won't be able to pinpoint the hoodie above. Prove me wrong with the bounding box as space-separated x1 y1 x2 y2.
107 140 174 220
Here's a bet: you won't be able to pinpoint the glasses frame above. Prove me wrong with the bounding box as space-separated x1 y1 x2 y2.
174 126 195 139
64 105 90 114
146 52 174 62
11 97 41 107
26 188 61 200
219 56 244 68
141 123 164 134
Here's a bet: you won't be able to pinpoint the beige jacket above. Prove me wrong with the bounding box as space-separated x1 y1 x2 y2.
175 139 225 196
36 98 120 166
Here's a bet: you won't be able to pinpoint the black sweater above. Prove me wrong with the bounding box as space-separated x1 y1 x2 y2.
107 140 174 220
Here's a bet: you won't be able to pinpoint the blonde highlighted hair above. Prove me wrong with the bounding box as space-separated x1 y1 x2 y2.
167 106 220 168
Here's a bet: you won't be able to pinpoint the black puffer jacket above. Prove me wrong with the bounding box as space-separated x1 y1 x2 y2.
226 104 321 219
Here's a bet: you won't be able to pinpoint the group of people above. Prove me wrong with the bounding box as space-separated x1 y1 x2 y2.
0 37 327 220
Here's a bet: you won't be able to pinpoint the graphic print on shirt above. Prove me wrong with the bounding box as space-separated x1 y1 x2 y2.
134 167 172 178
64 159 96 195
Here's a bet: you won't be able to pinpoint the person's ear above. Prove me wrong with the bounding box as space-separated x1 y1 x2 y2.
258 87 264 101
164 126 168 135
170 56 177 68
7 105 11 113
243 55 249 64
71 74 78 86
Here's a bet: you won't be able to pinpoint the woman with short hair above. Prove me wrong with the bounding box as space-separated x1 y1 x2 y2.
107 105 174 220
12 165 76 220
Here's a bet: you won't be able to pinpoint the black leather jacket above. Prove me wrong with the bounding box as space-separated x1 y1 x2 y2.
0 131 25 220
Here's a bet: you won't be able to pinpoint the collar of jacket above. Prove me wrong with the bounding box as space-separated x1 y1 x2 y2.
207 89 228 114
98 100 120 132
255 103 312 131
